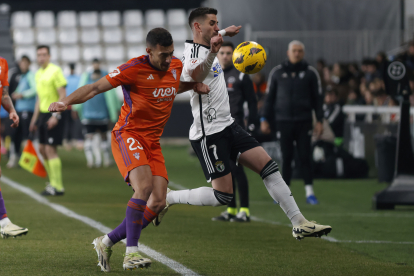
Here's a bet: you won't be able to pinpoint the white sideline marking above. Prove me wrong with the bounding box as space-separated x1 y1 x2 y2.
2 176 200 276
170 182 414 245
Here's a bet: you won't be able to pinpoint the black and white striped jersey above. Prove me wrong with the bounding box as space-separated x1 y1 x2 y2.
180 40 234 140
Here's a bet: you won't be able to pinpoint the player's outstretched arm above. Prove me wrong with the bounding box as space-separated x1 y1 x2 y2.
189 34 223 83
178 82 210 94
220 25 242 37
48 77 113 112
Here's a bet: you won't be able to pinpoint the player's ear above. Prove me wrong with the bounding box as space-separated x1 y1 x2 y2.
194 22 201 33
146 47 151 55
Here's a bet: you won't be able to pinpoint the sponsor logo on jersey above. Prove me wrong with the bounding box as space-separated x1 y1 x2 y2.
172 69 177 80
299 71 305 79
282 73 288 78
227 76 236 83
249 47 263 56
147 74 154 80
215 161 225 172
152 87 177 98
109 68 120 78
212 63 223 77
153 87 177 103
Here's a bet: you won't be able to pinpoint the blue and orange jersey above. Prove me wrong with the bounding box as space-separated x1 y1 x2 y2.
106 55 183 141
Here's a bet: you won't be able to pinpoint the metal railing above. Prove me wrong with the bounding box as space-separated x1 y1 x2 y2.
343 105 414 123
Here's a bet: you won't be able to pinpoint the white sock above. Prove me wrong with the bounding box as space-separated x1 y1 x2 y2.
126 246 139 254
0 217 11 228
84 137 94 167
305 185 314 197
101 140 111 166
102 234 114 247
92 134 102 166
167 187 222 207
263 171 307 226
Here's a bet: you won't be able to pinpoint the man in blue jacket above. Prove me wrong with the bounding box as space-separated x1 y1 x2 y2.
8 56 36 168
73 59 121 168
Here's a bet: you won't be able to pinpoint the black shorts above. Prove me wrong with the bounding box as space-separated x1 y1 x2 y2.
191 122 260 181
38 113 64 145
83 124 108 135
18 111 33 140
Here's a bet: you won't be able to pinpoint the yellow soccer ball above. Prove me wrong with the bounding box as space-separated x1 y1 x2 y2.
232 41 267 74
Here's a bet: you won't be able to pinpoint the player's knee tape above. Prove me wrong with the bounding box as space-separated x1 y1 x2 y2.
260 160 279 179
213 189 234 206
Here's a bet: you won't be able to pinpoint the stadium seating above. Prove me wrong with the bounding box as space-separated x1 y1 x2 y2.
36 28 56 44
101 11 121 27
11 11 32 28
11 9 191 69
58 28 78 44
57 11 77 27
123 10 143 27
13 28 34 45
34 11 54 28
79 11 98 27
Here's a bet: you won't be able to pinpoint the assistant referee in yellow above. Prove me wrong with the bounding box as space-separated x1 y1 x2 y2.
30 45 67 196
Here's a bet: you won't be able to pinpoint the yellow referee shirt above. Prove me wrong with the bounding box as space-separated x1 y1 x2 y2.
35 63 67 113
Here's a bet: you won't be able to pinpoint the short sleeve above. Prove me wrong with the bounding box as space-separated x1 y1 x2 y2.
53 67 67 89
106 61 138 88
181 57 203 82
1 60 9 87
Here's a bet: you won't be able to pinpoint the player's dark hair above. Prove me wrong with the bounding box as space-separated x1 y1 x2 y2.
222 41 234 50
21 55 31 64
188 7 218 29
69 63 76 70
36 45 50 54
146 28 173 48
92 58 100 63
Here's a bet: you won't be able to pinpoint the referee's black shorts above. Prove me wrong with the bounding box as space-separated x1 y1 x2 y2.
38 113 64 145
191 122 260 182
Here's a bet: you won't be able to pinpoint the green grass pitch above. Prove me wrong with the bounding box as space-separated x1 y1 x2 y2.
0 145 413 275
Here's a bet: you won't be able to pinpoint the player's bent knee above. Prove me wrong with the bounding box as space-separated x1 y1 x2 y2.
213 189 233 206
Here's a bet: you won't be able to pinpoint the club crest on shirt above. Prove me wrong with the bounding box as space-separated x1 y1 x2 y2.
212 63 223 78
215 161 225 172
299 71 305 79
133 152 140 160
207 108 216 122
172 69 177 80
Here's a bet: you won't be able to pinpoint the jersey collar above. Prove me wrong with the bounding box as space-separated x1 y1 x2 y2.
185 40 211 50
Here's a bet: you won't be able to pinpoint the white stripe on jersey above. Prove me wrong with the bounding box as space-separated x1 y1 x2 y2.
180 40 234 140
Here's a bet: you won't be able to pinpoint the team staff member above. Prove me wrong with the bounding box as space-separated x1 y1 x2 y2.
7 56 37 168
212 41 258 222
261 40 323 205
29 45 67 196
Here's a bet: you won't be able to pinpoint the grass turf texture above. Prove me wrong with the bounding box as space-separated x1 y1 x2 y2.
0 145 413 275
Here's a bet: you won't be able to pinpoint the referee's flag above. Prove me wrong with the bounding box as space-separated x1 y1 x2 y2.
18 140 47 178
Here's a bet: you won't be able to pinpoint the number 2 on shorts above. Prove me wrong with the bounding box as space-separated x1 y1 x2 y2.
127 137 143 151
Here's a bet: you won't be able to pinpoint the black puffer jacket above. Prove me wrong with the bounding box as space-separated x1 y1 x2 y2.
262 60 323 123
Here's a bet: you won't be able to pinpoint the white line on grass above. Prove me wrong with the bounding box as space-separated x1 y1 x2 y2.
169 182 414 245
2 176 200 276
